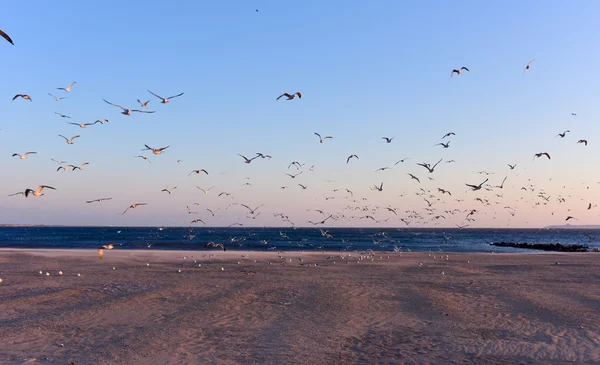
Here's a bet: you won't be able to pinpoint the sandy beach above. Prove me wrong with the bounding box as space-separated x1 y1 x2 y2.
0 249 599 364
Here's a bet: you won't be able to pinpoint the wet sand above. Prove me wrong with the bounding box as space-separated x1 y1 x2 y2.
1 249 599 364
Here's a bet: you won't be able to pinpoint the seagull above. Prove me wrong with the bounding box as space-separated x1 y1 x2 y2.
103 99 155 115
196 186 214 194
451 67 469 77
57 81 76 92
466 178 489 191
72 162 89 171
241 204 262 215
137 99 150 108
298 184 307 190
408 174 420 183
508 164 517 170
534 152 551 160
255 153 272 159
189 169 208 176
435 141 450 148
48 93 66 102
346 155 359 164
571 113 577 116
565 216 577 221
86 198 112 203
98 243 114 260
577 140 588 146
67 122 96 128
58 135 80 144
24 185 56 197
373 182 384 191
442 132 455 139
162 186 177 194
523 59 535 73
134 155 151 163
13 94 32 101
143 145 169 155
314 132 333 143
205 242 226 251
238 154 258 164
51 158 67 165
95 119 109 124
54 112 71 119
556 130 570 138
147 90 184 104
374 167 391 172
382 137 394 143
0 29 14 45
122 203 147 215
190 219 206 227
285 172 303 179
417 158 443 173
395 158 409 164
57 165 75 172
495 176 507 189
12 152 36 160
277 92 301 101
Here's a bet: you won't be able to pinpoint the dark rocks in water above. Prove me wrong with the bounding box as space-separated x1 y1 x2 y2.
490 242 590 252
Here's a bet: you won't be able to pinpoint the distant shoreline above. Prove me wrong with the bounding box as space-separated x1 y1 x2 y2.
1 224 600 229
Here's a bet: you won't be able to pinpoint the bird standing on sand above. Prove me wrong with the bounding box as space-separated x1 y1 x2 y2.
277 92 301 101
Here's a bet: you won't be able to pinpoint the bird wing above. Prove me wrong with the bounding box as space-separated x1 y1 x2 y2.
103 99 125 110
277 93 291 100
147 90 164 100
314 132 321 139
461 67 470 71
167 92 184 100
131 109 155 113
58 134 68 141
0 29 14 45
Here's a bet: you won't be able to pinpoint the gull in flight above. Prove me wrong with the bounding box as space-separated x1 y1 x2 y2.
565 216 577 221
442 132 455 139
435 141 450 148
534 152 551 160
466 178 489 191
508 164 517 170
189 219 206 227
285 172 303 179
417 158 443 173
147 89 184 104
382 137 394 143
96 119 109 124
346 155 359 164
205 242 226 251
577 139 588 146
277 92 301 101
314 132 333 143
57 164 75 172
241 204 262 215
523 59 535 73
197 186 214 194
189 169 209 176
55 112 71 119
238 154 259 164
122 203 147 215
556 130 570 138
256 153 272 159
451 67 469 77
51 158 67 165
374 167 391 172
57 81 76 92
298 184 308 190
395 158 410 164
24 185 56 197
162 186 177 194
137 99 150 108
134 155 151 163
67 121 101 128
48 93 66 102
143 144 169 155
372 182 384 191
72 162 89 171
12 152 36 160
408 173 420 183
98 243 114 260
13 94 32 101
59 135 80 144
87 197 112 203
103 99 155 115
495 176 507 189
0 29 14 45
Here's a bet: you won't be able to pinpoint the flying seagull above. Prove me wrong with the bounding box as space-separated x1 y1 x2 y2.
524 59 535 73
197 185 214 194
189 169 208 176
408 173 420 183
205 242 226 251
382 137 394 143
55 112 71 119
57 81 76 92
465 178 489 191
495 176 508 189
162 186 177 194
24 185 56 197
451 67 469 77
12 152 36 160
577 140 588 146
238 154 258 164
72 162 89 171
277 92 301 101
137 99 150 108
143 145 169 155
103 99 155 115
556 130 570 138
314 132 333 143
98 243 114 260
86 198 112 203
346 155 359 164
48 93 66 102
534 152 551 160
442 132 455 139
58 135 80 145
13 94 32 101
435 141 450 148
417 158 443 173
67 122 97 128
0 29 14 45
508 164 517 170
122 203 147 215
134 155 151 163
147 89 184 104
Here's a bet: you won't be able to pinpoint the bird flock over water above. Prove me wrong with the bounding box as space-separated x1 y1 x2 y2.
1 26 597 253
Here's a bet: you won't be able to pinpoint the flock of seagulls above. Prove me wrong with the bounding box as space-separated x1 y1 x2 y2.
2 24 595 246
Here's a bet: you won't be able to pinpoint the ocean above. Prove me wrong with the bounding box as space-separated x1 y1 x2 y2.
0 227 599 252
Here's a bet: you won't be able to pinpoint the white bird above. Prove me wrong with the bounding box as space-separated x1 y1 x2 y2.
147 89 184 104
451 67 469 77
189 169 208 176
143 144 169 155
162 186 177 194
196 186 214 194
314 132 333 143
12 152 36 160
103 99 155 115
137 99 150 108
98 243 114 260
67 122 98 128
86 197 112 203
57 81 76 92
13 94 32 101
58 135 80 144
48 93 67 102
24 185 56 197
72 162 89 171
54 112 71 119
134 155 151 163
122 203 147 215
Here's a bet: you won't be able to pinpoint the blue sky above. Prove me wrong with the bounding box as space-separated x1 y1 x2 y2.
1 1 599 227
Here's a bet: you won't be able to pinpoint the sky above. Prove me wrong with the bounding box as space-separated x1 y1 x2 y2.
1 0 600 227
